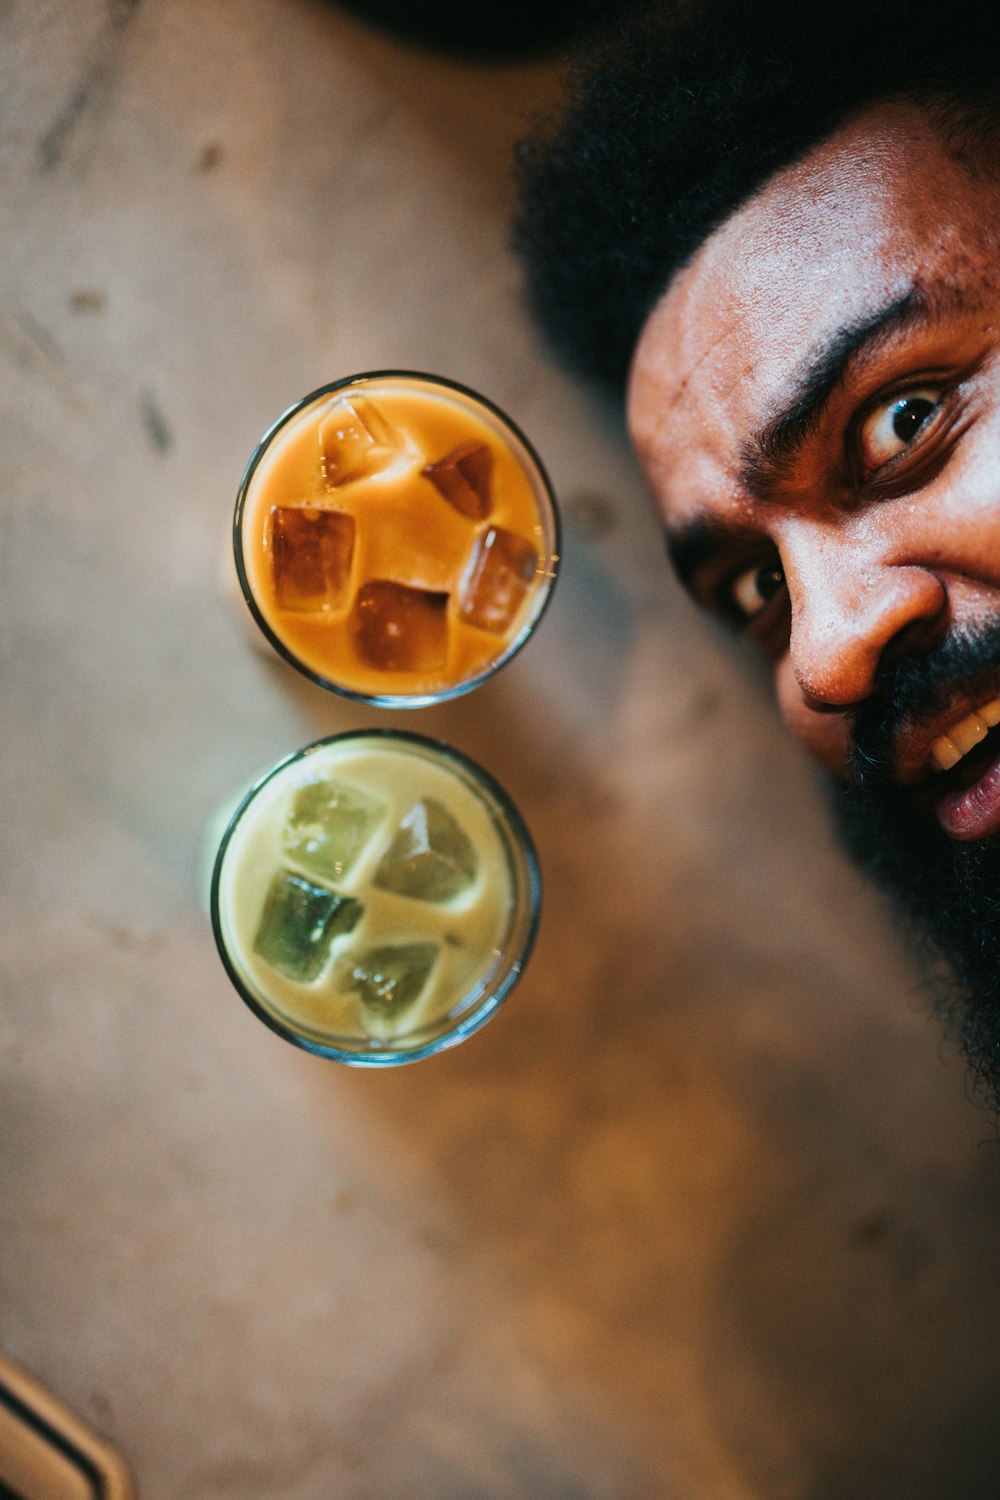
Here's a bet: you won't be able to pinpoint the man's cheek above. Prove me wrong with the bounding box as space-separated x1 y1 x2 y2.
774 657 854 776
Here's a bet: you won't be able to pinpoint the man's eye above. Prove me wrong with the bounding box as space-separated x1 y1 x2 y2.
858 386 942 471
730 559 785 619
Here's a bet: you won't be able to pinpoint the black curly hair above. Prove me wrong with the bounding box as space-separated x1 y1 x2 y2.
514 0 1000 397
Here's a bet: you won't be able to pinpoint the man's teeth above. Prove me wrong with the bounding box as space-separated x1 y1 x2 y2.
929 698 1000 772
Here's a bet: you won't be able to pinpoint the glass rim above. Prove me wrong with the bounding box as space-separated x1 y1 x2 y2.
209 727 542 1066
232 369 562 708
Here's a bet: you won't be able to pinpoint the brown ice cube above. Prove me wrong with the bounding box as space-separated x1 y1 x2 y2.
270 506 356 613
319 395 405 488
422 442 493 520
354 580 449 673
458 525 538 635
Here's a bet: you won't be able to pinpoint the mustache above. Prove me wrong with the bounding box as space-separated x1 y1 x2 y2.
850 621 1000 786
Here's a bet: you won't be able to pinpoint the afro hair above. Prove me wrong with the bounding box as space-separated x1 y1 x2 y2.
514 0 1000 397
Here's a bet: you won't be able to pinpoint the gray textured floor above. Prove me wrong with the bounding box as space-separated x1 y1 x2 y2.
3 3 1000 1497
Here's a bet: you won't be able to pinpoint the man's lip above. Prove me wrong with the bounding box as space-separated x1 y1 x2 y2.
932 748 1000 840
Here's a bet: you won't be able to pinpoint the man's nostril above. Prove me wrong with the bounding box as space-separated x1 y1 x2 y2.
877 607 951 681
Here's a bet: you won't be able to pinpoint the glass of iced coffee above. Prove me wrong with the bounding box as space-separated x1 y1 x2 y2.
210 730 541 1064
233 372 560 705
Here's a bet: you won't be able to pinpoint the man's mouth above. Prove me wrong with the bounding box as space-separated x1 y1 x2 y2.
928 696 1000 772
849 625 1000 840
924 693 1000 840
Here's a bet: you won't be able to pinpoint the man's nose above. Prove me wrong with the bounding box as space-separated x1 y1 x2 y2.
784 533 948 711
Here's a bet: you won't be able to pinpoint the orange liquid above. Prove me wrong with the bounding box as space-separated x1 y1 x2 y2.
238 377 556 700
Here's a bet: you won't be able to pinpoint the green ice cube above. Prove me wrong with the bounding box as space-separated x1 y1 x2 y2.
338 943 438 1018
283 778 385 881
372 798 477 902
254 868 363 981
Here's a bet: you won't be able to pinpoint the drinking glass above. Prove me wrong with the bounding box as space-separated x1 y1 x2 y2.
233 371 560 706
210 729 541 1065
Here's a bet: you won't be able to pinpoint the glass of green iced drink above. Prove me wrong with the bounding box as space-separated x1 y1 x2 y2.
210 730 540 1064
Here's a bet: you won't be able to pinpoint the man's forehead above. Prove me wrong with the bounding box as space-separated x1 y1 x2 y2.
626 102 981 520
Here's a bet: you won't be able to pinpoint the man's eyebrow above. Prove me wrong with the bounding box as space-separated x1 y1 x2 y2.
666 283 976 596
740 285 945 495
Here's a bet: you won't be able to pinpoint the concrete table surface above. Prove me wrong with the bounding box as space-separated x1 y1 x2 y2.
3 3 1000 1496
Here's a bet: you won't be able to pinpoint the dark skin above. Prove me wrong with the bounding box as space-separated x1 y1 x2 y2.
628 103 1000 841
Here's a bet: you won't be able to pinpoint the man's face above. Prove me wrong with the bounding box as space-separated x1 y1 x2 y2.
629 102 1000 827
627 102 1000 1090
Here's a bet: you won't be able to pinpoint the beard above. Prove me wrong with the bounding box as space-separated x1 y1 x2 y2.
826 622 1000 1107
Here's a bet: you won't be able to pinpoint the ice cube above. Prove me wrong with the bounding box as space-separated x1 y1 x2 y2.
353 474 469 593
319 395 406 488
373 797 477 902
337 942 438 1018
254 869 363 981
283 778 385 881
269 506 355 612
458 525 538 635
354 580 449 673
422 441 493 520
